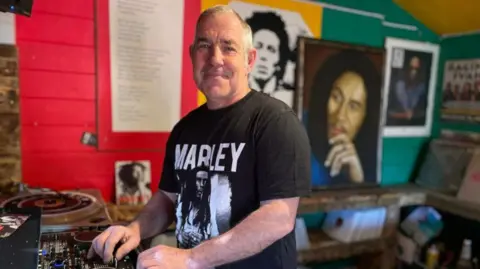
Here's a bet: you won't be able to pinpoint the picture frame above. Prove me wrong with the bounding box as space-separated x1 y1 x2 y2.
295 37 385 189
222 0 323 108
440 58 480 123
382 37 439 137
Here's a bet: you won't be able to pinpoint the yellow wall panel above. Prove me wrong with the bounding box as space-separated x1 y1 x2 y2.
395 0 480 35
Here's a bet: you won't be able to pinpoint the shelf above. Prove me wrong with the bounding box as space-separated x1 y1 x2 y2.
425 191 480 222
297 229 395 264
299 185 426 214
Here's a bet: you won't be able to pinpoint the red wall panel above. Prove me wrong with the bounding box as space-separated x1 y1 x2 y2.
31 0 94 18
16 14 94 46
17 0 198 201
21 126 96 153
16 0 163 201
20 70 95 100
17 41 95 73
21 99 95 126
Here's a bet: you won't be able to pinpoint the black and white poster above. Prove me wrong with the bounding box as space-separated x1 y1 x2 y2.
115 160 152 205
382 38 439 137
226 0 322 107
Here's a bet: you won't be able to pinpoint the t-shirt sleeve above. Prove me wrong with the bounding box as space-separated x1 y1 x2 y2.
158 130 180 193
255 110 311 201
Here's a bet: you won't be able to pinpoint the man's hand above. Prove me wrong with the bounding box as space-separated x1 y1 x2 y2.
136 245 204 269
325 133 364 183
87 225 141 263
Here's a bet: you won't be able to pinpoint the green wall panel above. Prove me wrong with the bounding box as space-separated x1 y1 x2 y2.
318 1 439 186
321 8 383 46
432 34 480 137
319 0 386 14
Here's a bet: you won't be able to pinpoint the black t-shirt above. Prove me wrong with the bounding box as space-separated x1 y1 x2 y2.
159 90 311 269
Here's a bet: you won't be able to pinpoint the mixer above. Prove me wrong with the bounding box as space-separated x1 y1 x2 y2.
38 226 138 269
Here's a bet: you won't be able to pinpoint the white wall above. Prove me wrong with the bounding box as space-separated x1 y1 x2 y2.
0 13 15 44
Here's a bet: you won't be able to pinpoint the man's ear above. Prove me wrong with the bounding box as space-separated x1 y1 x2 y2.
246 48 257 73
189 44 194 59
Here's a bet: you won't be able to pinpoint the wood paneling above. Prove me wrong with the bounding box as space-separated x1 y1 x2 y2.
0 45 21 192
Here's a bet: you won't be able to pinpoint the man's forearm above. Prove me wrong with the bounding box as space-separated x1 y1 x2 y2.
190 200 295 268
127 191 175 239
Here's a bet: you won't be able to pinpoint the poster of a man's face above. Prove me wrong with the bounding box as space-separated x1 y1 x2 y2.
296 38 384 188
382 38 439 137
228 0 321 107
115 160 152 205
247 12 290 92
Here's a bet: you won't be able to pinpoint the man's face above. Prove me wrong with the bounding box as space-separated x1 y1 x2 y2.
409 57 420 80
132 165 144 182
252 30 280 80
327 71 367 141
190 13 256 102
195 171 208 199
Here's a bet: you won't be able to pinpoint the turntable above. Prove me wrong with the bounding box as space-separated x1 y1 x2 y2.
0 188 112 232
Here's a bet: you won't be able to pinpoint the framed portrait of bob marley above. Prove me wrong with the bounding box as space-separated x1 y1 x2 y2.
295 37 385 189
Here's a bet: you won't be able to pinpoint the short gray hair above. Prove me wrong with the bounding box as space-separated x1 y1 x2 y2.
195 5 253 52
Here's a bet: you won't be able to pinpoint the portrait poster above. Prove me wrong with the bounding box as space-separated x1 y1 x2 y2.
115 160 152 206
441 58 480 122
296 38 384 188
198 0 323 107
382 38 439 137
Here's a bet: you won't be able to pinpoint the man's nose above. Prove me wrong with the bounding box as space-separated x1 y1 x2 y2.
337 102 348 121
209 46 223 66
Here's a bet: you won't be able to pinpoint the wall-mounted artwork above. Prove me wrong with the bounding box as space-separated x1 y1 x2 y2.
199 0 323 107
115 160 152 206
441 58 480 122
382 38 439 137
296 38 384 188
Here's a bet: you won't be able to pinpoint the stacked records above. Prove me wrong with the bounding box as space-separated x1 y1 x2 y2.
415 139 476 195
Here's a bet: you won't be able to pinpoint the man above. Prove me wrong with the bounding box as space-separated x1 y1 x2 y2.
245 11 292 106
388 56 427 122
116 161 152 205
87 5 311 269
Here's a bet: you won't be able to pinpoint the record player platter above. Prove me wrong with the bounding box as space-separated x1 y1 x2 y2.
0 190 109 226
